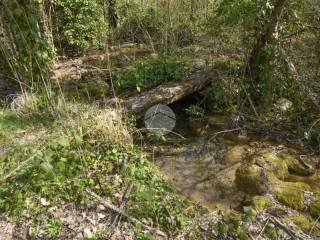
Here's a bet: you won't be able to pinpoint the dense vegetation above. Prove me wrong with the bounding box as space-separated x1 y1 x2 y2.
1 0 320 239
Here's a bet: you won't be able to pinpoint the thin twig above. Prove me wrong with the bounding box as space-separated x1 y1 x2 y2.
110 183 134 229
256 217 269 240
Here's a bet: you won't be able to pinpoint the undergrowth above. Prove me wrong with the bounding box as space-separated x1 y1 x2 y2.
0 100 195 238
115 51 190 92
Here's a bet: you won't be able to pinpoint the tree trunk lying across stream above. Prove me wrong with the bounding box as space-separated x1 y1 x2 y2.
121 69 217 115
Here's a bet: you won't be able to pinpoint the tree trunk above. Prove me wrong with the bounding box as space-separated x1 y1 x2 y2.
107 0 118 29
249 0 287 72
246 0 287 104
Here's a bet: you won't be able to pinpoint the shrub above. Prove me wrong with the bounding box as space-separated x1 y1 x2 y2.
171 23 197 47
115 51 189 92
115 2 165 43
52 0 107 52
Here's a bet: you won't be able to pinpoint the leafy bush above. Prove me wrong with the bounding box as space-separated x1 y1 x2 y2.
53 0 107 51
115 51 189 92
208 59 242 111
115 2 165 43
1 0 54 86
171 23 197 47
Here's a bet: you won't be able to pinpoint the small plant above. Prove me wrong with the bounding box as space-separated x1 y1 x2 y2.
43 218 62 238
264 223 277 240
115 51 189 92
186 105 205 118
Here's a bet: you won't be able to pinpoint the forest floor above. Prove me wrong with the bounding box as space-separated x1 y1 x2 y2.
1 39 320 240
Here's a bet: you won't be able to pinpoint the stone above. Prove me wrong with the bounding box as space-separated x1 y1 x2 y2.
253 149 289 180
235 163 269 195
279 152 315 176
276 98 293 112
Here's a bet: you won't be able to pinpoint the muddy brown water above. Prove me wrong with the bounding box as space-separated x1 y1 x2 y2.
144 112 320 213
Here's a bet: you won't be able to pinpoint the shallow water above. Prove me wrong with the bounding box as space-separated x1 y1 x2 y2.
147 112 320 212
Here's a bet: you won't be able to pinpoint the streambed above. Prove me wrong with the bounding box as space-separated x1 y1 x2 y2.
144 110 320 213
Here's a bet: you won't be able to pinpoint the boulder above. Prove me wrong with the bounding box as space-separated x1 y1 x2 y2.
235 163 269 195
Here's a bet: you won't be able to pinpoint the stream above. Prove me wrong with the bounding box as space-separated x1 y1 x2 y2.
141 101 320 213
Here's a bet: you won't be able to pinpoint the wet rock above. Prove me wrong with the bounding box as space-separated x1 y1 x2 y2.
253 149 289 180
235 163 269 195
272 181 311 211
279 153 315 176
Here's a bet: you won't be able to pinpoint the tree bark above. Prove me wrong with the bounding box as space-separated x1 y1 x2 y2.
107 0 118 29
122 70 216 116
246 0 287 105
248 0 287 73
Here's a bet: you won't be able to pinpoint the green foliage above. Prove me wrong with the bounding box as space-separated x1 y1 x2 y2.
116 2 165 43
172 23 197 47
0 104 194 234
115 51 189 92
209 59 242 111
125 151 193 232
43 218 62 238
186 105 205 118
264 223 278 239
53 0 107 51
1 0 54 87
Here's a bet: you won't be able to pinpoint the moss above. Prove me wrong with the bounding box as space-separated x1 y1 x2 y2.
254 149 288 180
250 196 272 212
273 182 311 210
284 214 320 236
310 194 320 219
235 163 269 195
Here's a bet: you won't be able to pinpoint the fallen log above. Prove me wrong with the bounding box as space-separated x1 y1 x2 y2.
123 70 216 115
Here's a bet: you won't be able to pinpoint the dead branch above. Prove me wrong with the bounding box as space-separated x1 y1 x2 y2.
110 183 134 229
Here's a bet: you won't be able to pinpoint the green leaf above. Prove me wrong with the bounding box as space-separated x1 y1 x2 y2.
57 137 70 148
74 135 83 146
41 162 54 175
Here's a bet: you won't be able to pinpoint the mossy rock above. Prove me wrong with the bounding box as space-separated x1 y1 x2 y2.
284 214 320 236
235 163 269 195
250 196 272 212
253 149 288 180
310 194 320 218
279 152 315 176
273 181 311 211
